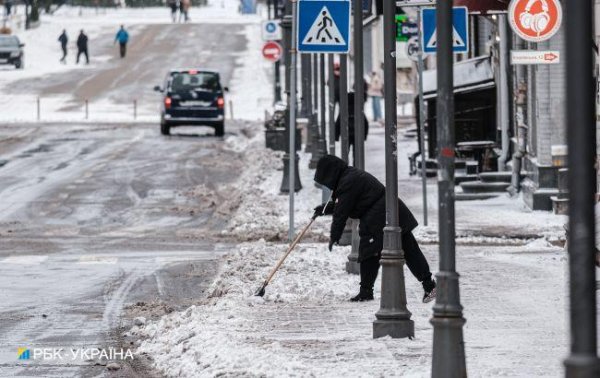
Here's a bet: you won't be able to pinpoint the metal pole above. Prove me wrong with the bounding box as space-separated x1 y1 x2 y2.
417 10 428 226
36 96 40 122
133 99 137 120
430 1 467 376
328 54 335 155
274 0 282 103
288 0 299 241
85 99 89 120
340 54 349 162
347 0 364 274
339 52 353 249
279 1 301 197
373 0 414 340
309 54 322 168
564 0 600 376
353 0 365 169
302 53 314 153
319 53 330 202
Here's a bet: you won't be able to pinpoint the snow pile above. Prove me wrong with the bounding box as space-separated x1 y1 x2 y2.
222 150 330 241
133 241 390 377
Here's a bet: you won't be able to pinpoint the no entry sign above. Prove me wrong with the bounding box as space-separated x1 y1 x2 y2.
262 41 282 62
508 0 562 42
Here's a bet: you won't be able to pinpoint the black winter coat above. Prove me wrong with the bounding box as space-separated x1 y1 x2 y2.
77 34 88 50
314 155 418 262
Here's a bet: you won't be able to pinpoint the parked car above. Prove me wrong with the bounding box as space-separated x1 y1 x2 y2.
0 35 24 69
154 69 228 136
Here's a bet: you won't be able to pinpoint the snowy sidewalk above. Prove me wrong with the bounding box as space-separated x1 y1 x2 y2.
131 241 567 377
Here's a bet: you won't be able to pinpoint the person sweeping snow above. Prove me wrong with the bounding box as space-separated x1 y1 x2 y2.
313 155 437 303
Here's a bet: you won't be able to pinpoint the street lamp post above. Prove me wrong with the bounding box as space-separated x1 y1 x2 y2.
564 1 600 376
346 0 366 274
339 53 354 248
279 1 301 195
372 0 414 340
309 54 323 169
328 54 336 156
273 0 282 103
430 1 467 376
302 54 314 152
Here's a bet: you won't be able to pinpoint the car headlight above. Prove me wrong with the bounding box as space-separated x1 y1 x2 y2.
10 51 19 57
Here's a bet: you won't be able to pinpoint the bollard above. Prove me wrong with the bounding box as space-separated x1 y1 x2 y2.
228 100 234 120
133 99 137 120
85 99 89 120
36 96 40 122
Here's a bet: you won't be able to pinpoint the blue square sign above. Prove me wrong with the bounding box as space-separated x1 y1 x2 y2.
297 0 351 53
421 6 469 54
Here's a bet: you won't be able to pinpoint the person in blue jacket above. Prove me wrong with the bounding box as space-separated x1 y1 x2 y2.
114 25 129 58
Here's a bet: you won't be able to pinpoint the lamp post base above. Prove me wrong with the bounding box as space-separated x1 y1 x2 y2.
564 355 600 378
373 319 414 339
280 153 302 193
430 316 467 378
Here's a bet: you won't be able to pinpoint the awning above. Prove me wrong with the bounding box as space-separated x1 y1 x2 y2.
422 56 495 100
454 0 509 14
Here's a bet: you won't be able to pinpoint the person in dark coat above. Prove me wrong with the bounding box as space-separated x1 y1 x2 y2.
313 155 436 303
76 30 89 65
58 30 68 64
335 92 369 166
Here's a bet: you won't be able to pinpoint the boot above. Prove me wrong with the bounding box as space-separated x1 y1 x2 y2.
350 288 374 302
422 278 436 303
349 257 380 302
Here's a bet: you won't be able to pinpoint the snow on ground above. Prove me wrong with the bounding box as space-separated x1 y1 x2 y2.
132 240 570 377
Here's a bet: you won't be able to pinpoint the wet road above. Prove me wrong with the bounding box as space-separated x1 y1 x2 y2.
0 21 252 378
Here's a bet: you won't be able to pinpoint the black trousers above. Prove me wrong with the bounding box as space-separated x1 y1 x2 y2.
76 48 89 64
60 45 67 61
119 43 127 58
359 231 432 291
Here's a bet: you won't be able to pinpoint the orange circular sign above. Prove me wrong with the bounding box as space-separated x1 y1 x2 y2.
508 0 562 42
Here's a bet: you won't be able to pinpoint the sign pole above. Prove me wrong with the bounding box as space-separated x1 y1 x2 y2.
417 10 428 226
288 0 299 241
564 0 600 376
430 0 467 375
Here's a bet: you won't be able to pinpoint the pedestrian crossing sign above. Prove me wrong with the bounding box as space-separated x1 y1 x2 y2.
297 0 351 53
421 6 469 54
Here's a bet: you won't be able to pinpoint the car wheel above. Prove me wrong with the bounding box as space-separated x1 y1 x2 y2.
215 121 224 137
15 59 23 69
160 122 170 136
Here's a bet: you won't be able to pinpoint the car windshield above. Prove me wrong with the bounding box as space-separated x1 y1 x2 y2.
170 72 219 92
0 37 18 47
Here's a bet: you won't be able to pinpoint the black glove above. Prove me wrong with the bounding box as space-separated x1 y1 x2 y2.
313 202 335 218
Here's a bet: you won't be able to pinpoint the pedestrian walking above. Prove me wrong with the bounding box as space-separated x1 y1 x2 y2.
313 155 437 303
58 29 68 64
334 92 369 165
4 0 12 17
168 0 178 23
180 0 191 22
76 30 89 65
114 25 129 58
367 71 383 123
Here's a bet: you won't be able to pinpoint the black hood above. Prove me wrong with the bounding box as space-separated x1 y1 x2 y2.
314 155 348 190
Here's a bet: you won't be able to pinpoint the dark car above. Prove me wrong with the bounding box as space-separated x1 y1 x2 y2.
154 69 227 136
0 35 24 69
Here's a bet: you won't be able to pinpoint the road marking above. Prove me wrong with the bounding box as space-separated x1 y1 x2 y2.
1 255 48 265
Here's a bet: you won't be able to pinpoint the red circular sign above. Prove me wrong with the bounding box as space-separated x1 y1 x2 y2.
508 0 562 42
262 41 282 62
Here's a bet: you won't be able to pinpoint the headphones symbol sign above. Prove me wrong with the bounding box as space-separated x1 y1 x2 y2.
508 0 562 42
